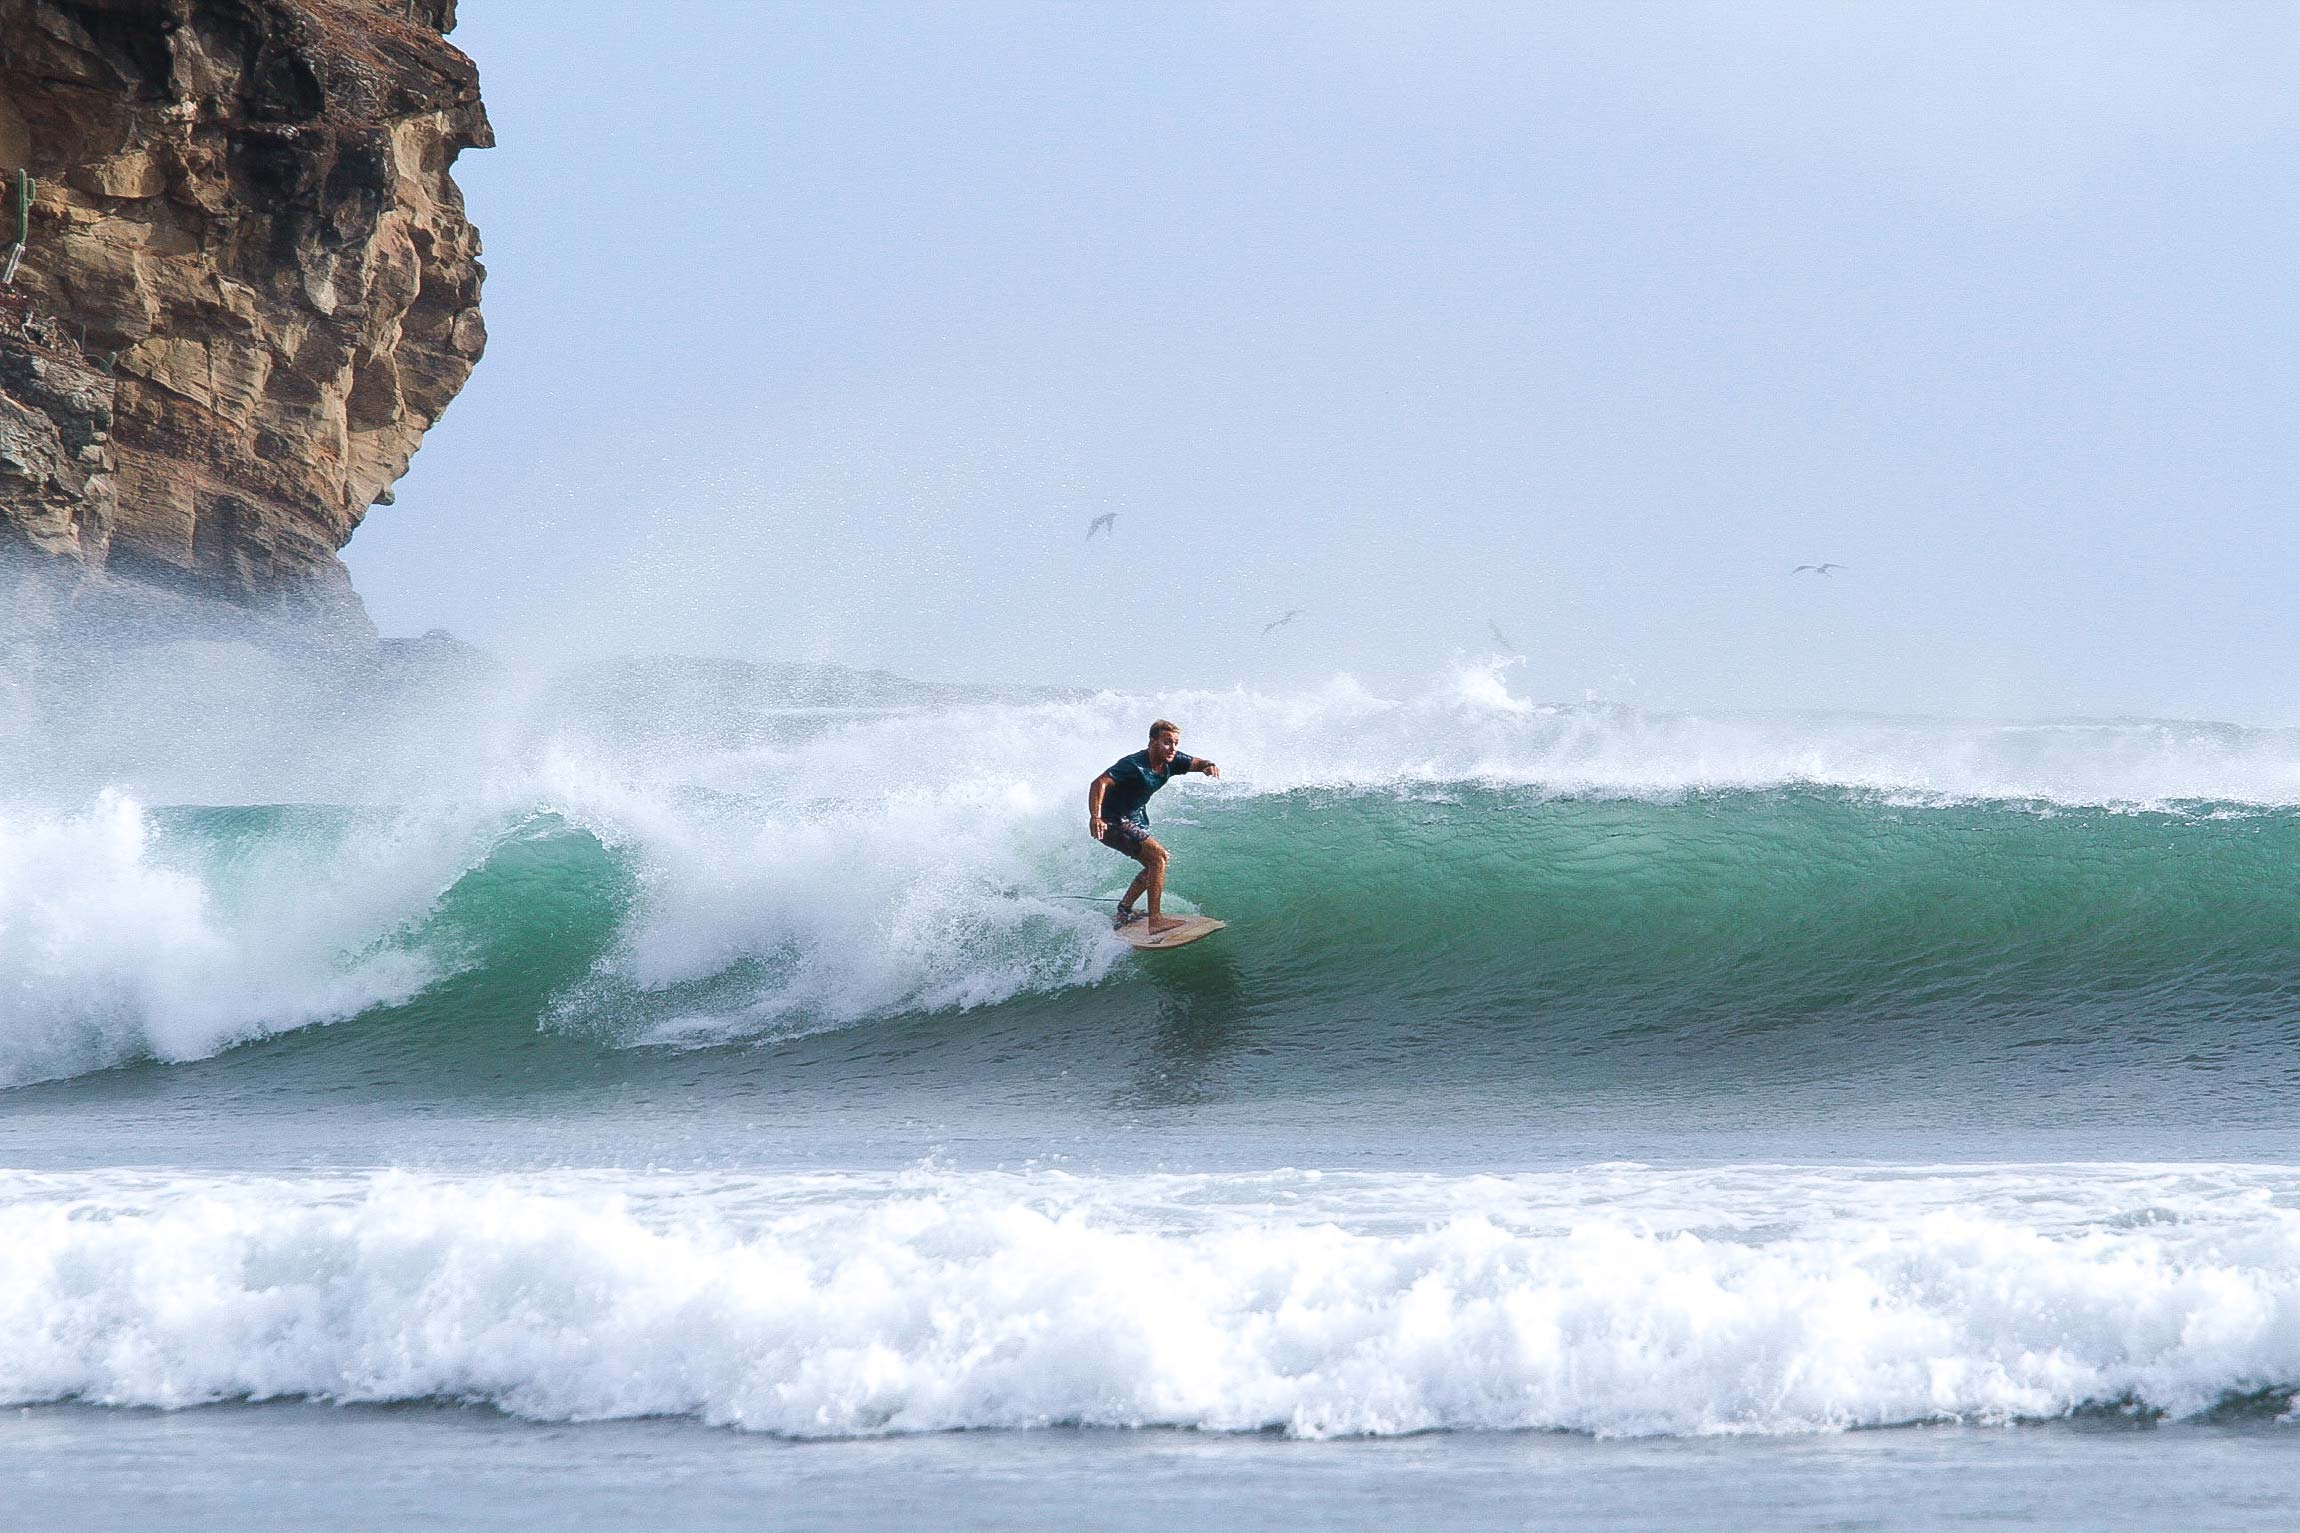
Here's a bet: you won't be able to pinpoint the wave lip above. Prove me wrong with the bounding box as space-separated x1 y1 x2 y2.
4 1165 2297 1438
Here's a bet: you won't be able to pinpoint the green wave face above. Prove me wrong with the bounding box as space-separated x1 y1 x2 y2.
1175 788 2300 1039
19 787 2300 1096
313 814 639 1077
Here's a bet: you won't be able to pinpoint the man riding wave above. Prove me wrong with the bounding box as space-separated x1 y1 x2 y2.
1089 718 1220 934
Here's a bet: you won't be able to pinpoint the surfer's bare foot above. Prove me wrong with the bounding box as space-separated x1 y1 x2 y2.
1147 914 1185 934
1114 906 1143 928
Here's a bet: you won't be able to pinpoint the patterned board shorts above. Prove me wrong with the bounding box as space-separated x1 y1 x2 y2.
1099 820 1151 857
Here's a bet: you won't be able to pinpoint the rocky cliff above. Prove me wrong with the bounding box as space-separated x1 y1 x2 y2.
0 0 487 642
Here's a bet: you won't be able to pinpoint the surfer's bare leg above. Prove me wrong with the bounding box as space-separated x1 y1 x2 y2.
1118 865 1152 918
1133 837 1182 933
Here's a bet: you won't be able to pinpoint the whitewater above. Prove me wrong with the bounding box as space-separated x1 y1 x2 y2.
6 655 2300 1526
8 1163 2300 1437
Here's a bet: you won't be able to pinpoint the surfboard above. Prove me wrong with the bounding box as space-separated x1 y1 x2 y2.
1116 914 1227 951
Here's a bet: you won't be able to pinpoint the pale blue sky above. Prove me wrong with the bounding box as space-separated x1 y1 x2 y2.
346 1 2300 720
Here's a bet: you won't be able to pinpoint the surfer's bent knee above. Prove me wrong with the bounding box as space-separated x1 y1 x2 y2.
1094 819 1168 869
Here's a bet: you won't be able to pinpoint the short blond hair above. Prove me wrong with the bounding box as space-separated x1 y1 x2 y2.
1149 719 1180 741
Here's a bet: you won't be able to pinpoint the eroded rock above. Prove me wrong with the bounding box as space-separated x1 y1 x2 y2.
0 0 487 641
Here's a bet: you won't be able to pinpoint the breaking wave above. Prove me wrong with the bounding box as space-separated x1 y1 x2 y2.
4 1162 2296 1438
9 665 2300 1088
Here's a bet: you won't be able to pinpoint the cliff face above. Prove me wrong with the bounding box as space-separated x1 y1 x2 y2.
0 0 487 640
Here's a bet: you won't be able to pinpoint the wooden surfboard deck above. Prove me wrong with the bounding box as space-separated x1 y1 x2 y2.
1116 915 1227 951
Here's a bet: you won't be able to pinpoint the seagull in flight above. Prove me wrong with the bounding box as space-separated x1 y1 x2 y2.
1085 512 1116 540
1791 563 1846 576
1262 609 1303 636
1489 620 1517 650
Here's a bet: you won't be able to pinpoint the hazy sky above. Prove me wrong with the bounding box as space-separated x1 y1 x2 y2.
344 1 2300 721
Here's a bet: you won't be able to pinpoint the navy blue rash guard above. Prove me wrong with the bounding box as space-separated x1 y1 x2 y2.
1100 750 1199 827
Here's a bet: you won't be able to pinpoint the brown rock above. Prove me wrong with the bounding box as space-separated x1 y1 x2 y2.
71 150 170 201
0 0 489 638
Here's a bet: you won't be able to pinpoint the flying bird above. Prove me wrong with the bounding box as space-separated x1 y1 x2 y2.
1791 563 1846 575
1489 620 1517 650
1086 512 1116 540
1262 609 1304 636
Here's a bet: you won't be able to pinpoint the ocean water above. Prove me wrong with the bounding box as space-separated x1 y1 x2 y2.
5 655 2299 1527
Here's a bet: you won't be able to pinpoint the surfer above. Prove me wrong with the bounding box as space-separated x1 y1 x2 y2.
1089 719 1220 934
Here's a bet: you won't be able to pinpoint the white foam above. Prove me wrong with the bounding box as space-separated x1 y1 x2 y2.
0 794 456 1086
534 768 1125 1046
3 1163 2296 1437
